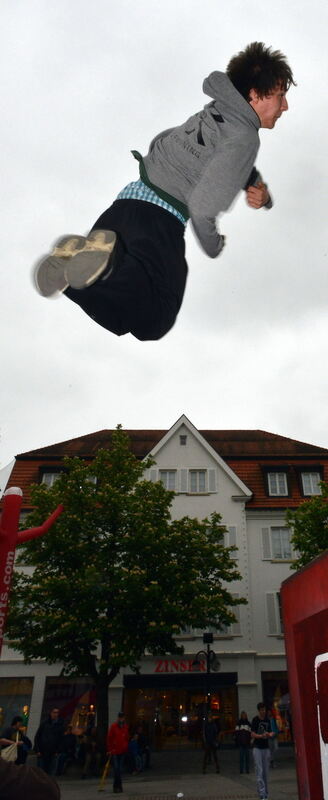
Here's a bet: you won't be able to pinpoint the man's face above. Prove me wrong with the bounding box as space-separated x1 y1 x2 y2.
51 709 59 721
249 85 288 129
258 706 266 718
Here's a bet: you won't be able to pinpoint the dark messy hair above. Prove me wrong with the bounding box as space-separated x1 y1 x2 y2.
226 42 296 101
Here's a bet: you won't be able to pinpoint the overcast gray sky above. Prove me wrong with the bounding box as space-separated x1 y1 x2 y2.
1 0 328 470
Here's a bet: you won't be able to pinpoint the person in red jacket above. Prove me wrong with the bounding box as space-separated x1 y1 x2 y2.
106 712 129 793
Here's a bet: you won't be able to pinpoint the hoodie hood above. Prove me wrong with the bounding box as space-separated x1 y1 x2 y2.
203 71 260 130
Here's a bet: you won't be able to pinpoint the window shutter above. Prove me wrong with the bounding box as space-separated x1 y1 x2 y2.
228 526 237 547
149 469 157 483
180 469 188 492
261 528 271 559
231 594 241 635
208 469 217 492
266 593 278 634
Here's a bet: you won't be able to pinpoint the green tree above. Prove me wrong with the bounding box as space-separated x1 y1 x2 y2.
7 427 245 750
286 481 328 570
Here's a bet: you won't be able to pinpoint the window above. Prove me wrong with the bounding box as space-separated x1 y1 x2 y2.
19 511 31 525
180 599 242 639
189 469 206 493
209 595 242 637
149 468 217 494
301 471 322 496
221 594 242 636
261 526 294 560
159 470 177 491
41 471 63 488
223 526 238 553
267 472 288 496
266 592 284 635
179 435 187 446
182 468 216 494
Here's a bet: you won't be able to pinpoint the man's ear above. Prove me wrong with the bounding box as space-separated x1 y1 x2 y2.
249 88 259 104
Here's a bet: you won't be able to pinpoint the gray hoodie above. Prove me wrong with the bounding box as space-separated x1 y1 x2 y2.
143 72 262 258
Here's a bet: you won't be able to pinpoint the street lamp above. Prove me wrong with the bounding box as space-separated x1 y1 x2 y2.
191 632 220 716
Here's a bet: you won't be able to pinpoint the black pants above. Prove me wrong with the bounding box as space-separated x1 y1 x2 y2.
203 743 220 773
111 753 125 790
65 200 188 341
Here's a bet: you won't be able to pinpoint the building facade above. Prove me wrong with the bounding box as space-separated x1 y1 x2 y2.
1 415 327 747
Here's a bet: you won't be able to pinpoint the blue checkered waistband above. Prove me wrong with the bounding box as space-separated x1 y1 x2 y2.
116 180 188 226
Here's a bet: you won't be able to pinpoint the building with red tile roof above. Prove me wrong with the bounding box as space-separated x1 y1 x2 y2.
1 415 327 746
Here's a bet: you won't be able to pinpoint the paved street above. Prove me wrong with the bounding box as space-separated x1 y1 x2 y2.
55 746 298 800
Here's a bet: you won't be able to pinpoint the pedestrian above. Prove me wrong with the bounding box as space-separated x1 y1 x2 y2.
106 711 129 793
202 711 220 774
267 709 279 767
234 710 251 774
34 708 65 776
127 733 142 774
56 724 77 776
81 725 102 779
136 724 151 769
1 715 32 765
251 702 274 800
0 756 60 799
35 42 295 343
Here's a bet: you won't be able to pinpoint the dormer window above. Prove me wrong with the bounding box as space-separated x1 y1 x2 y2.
267 471 288 496
40 469 64 488
179 435 187 446
301 471 322 496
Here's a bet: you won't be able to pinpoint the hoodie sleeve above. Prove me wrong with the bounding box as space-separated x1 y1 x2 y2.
188 135 259 257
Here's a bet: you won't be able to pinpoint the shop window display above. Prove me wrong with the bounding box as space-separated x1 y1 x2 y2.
41 677 96 733
124 684 238 749
0 677 34 731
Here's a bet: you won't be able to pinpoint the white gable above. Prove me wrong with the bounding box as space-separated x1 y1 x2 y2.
145 414 252 500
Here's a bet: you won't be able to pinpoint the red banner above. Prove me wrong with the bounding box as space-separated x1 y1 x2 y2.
0 488 22 652
0 489 63 656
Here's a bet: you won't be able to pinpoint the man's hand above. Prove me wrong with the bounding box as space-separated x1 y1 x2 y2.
246 181 270 209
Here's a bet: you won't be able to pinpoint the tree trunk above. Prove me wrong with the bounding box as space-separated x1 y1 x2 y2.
94 668 120 755
95 674 110 755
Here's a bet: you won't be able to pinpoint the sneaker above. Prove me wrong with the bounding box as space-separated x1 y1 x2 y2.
65 229 116 289
34 234 87 296
34 230 116 296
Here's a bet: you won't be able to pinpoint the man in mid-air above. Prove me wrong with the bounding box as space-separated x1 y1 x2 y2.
35 42 295 342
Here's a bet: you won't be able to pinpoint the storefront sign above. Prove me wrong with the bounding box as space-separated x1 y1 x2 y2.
154 658 206 673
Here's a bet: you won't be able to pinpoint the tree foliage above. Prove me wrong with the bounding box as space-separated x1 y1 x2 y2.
286 481 328 570
6 427 245 743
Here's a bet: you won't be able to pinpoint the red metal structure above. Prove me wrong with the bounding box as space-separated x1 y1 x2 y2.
0 487 63 656
281 550 328 800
